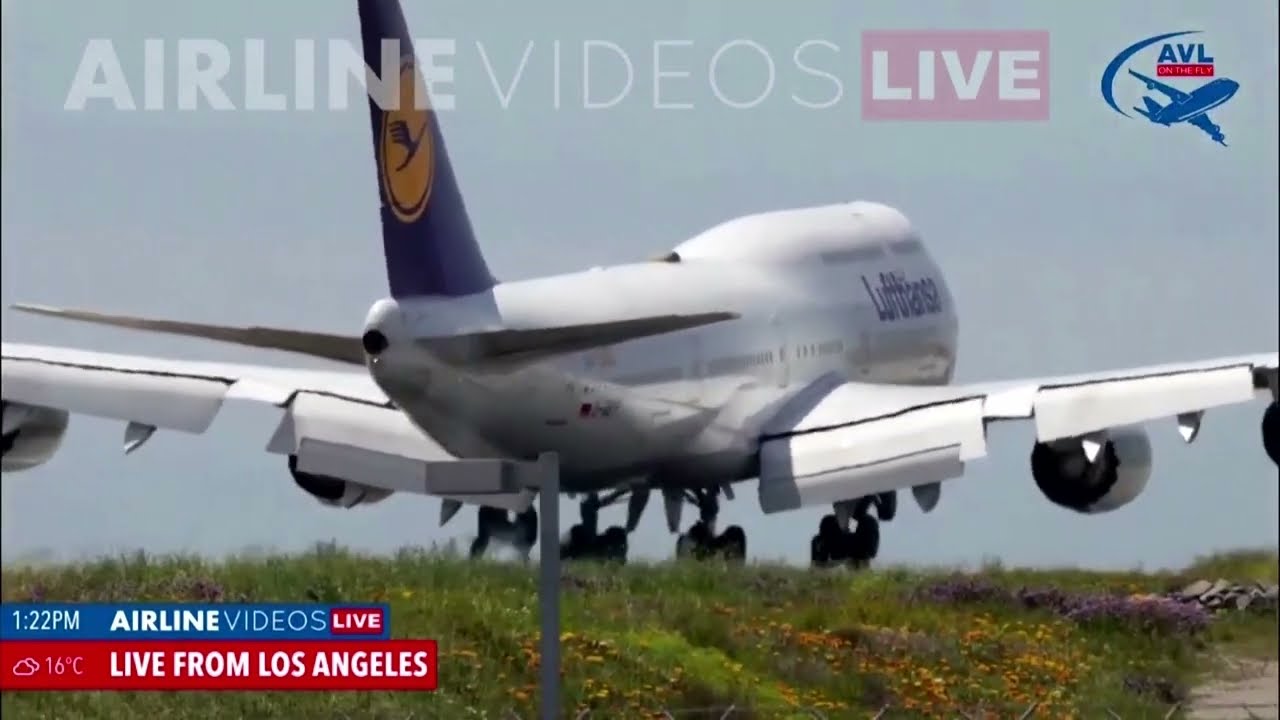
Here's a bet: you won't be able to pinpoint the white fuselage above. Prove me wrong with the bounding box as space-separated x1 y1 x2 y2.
364 202 959 492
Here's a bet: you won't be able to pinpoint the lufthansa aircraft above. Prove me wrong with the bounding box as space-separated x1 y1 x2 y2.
2 0 1277 566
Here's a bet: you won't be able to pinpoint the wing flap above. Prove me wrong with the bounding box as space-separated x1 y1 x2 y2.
270 395 535 510
758 390 985 514
759 443 963 514
754 352 1278 513
1 342 536 510
1033 364 1257 441
0 340 535 509
3 355 229 433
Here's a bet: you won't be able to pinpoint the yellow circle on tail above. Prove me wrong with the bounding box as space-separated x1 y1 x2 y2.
379 57 435 223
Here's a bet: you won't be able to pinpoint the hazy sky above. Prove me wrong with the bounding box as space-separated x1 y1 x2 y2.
2 1 1277 569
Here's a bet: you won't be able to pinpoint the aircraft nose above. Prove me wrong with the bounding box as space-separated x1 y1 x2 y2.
1222 79 1240 95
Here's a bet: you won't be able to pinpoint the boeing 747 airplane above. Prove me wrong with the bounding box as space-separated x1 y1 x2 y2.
2 0 1277 567
1128 69 1238 146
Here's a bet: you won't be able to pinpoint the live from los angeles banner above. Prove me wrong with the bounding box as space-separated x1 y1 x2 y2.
0 603 438 691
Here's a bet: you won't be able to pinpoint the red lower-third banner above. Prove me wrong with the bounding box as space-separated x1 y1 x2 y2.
0 639 437 691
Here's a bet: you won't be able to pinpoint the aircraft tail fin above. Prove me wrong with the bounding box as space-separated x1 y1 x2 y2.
358 0 495 299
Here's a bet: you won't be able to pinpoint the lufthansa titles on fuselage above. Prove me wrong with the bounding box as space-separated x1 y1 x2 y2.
861 271 944 322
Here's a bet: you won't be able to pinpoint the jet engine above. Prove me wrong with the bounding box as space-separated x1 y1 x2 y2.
1030 425 1153 514
1 401 70 472
1263 401 1279 468
287 455 393 508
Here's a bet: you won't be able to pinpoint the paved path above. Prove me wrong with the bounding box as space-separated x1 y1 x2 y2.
1189 659 1278 719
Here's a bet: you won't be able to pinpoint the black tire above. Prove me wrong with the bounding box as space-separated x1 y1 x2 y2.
687 521 714 560
846 516 880 569
810 534 832 568
601 526 628 563
1262 402 1279 467
514 508 538 547
477 506 506 528
719 525 747 563
468 535 489 559
818 513 842 537
560 524 590 560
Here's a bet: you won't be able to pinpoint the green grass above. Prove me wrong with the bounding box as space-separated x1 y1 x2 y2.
3 546 1276 719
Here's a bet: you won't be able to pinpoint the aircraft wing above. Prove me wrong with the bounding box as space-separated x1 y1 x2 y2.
1127 70 1190 103
1187 112 1226 143
756 353 1278 514
0 342 536 512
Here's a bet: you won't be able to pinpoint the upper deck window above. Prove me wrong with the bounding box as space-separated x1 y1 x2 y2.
819 245 885 265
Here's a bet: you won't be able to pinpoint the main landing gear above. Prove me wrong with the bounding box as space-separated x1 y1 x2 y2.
469 506 538 561
557 485 748 564
810 492 896 569
673 487 747 563
559 491 631 563
464 484 749 565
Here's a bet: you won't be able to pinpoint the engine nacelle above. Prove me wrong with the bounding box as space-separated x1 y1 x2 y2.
1030 425 1153 514
287 455 393 508
1 401 70 473
1263 402 1279 468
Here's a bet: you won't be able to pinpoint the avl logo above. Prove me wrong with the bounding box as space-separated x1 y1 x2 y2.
1100 32 1237 147
861 30 1050 121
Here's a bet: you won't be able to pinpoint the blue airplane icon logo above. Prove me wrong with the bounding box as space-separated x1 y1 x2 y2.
1128 71 1238 146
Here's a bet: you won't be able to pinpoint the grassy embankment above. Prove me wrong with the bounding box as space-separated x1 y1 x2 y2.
2 547 1276 719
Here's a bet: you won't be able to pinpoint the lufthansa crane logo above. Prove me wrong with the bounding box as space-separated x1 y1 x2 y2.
379 56 435 223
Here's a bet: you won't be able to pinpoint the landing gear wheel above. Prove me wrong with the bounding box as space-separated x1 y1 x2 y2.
560 524 629 563
469 506 509 560
847 516 880 569
561 524 591 561
600 526 628 563
676 521 745 563
810 514 843 568
720 525 747 563
1263 402 1279 467
676 521 713 560
515 507 538 547
810 534 832 568
810 513 879 570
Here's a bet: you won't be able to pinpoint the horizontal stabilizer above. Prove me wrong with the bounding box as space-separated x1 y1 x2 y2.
11 304 365 365
12 303 738 369
1135 96 1162 120
420 312 739 366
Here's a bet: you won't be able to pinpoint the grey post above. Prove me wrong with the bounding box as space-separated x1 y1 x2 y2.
537 452 561 720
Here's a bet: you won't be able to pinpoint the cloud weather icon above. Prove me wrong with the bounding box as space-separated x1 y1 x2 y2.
11 658 40 676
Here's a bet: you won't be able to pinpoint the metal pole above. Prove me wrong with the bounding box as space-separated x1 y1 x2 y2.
537 452 561 720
